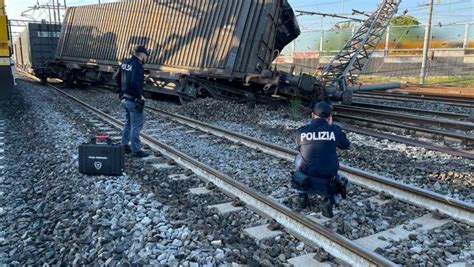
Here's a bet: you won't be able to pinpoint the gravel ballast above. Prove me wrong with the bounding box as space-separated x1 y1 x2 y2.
53 86 438 242
0 80 338 265
63 88 473 203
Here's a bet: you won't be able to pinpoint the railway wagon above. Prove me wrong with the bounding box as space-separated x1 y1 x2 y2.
15 23 62 82
47 0 321 103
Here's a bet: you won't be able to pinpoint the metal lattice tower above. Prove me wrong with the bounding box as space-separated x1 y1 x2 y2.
319 0 400 91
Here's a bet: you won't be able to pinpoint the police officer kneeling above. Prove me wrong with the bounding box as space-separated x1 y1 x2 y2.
115 46 150 158
292 102 350 218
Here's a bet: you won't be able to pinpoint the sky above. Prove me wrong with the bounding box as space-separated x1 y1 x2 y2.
5 0 473 35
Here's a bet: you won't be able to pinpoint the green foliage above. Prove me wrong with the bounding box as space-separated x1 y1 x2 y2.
288 97 303 120
391 15 421 26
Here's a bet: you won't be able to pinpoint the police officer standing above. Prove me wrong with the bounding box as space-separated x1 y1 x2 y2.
293 102 350 217
115 46 150 158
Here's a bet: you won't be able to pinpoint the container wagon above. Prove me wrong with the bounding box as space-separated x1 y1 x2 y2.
47 0 324 103
15 23 61 82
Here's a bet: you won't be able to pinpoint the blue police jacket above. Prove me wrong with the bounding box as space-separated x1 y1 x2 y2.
115 56 144 99
295 118 350 179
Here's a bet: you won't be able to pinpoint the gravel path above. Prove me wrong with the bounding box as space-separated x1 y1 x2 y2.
0 80 328 265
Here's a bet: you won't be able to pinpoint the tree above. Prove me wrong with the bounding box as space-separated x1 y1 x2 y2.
391 15 421 26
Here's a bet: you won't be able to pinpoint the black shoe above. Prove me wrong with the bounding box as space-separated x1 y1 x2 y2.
299 193 310 209
132 151 149 158
124 145 132 154
319 200 334 218
339 177 349 199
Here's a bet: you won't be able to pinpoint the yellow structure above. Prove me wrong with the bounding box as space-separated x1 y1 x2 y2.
0 0 14 95
0 0 9 58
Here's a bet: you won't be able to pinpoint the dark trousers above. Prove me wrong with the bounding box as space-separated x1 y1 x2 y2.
293 173 348 203
121 99 144 153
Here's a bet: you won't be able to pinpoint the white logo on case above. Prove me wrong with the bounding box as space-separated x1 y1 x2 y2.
94 161 103 171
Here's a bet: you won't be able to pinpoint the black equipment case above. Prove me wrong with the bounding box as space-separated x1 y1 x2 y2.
79 136 125 176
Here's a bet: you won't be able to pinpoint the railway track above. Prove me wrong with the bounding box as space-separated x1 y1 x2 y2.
334 106 474 132
334 105 474 145
350 102 472 121
50 84 473 265
19 74 474 265
124 86 473 157
340 124 473 159
355 92 474 109
134 106 473 222
46 82 395 266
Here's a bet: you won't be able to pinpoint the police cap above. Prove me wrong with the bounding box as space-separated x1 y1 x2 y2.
135 46 150 56
313 102 332 118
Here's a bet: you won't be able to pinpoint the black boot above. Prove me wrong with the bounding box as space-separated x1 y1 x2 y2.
319 197 334 218
339 176 349 199
299 193 310 209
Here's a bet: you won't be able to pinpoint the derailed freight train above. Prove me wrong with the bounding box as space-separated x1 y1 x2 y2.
15 23 62 82
45 0 329 103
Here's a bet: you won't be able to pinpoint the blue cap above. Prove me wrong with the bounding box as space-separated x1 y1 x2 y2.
135 46 149 56
313 102 332 118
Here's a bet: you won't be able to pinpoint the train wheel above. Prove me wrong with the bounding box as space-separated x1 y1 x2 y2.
178 81 198 105
65 72 77 88
178 95 193 105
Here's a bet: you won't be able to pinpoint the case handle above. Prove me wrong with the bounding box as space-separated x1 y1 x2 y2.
91 136 112 144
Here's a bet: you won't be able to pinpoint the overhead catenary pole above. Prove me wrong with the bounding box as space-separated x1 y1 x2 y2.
57 0 61 22
52 1 57 24
385 26 391 56
463 23 469 50
47 3 52 24
419 0 434 85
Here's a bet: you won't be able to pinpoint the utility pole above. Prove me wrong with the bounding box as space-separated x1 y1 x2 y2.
52 1 57 23
57 0 61 23
419 0 434 85
463 23 469 50
341 0 344 15
47 4 52 24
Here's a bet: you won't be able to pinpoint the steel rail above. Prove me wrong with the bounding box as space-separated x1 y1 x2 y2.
354 92 474 108
47 85 396 267
341 124 474 159
145 106 474 223
335 114 474 143
350 102 472 121
149 106 473 159
360 91 474 103
334 106 474 131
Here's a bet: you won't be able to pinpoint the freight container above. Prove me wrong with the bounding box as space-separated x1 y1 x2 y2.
49 0 312 102
15 23 61 80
